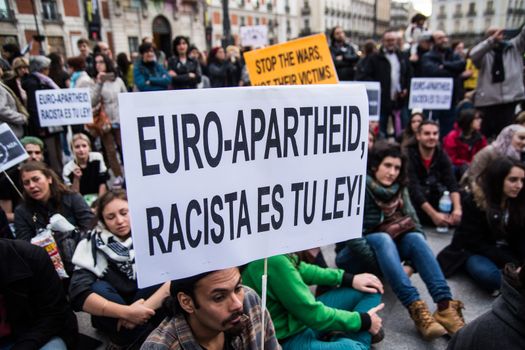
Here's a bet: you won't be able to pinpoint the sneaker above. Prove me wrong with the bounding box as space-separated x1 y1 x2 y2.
433 300 465 335
408 300 447 340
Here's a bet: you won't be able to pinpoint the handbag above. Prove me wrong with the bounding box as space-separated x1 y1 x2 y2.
87 103 111 136
373 211 416 240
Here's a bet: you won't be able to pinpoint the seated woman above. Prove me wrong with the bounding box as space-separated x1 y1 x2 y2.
69 190 169 348
461 124 525 187
398 111 423 149
336 142 465 340
443 108 487 180
14 161 94 241
63 133 109 205
242 253 384 349
438 157 525 293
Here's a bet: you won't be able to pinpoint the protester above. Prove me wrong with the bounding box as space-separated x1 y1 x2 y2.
0 239 78 349
470 26 525 139
0 70 28 138
142 268 281 350
358 29 411 138
243 252 384 349
421 31 466 137
337 142 465 340
92 53 126 179
48 52 70 88
225 45 243 87
69 190 169 348
142 36 167 68
516 110 525 126
4 56 29 106
22 55 64 174
77 37 95 77
207 46 230 88
443 109 487 179
67 55 93 90
406 120 462 227
438 158 525 292
134 42 171 92
330 26 359 81
409 31 432 78
405 13 427 54
116 52 134 91
167 36 202 90
355 40 377 79
14 161 94 240
0 136 45 223
94 41 113 60
62 133 109 201
1 43 22 66
461 124 525 188
447 263 525 349
399 111 423 148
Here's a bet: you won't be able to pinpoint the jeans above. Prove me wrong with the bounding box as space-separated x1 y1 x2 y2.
91 280 163 346
282 288 381 350
365 232 452 307
0 337 66 350
464 254 501 291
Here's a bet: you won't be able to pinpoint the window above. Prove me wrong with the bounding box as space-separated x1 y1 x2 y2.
240 16 245 26
0 0 12 20
128 36 139 54
255 17 259 25
42 0 61 21
468 2 476 15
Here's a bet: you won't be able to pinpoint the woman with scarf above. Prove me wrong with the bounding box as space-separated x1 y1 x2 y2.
336 142 465 341
69 190 169 348
443 108 487 180
438 157 525 293
461 124 525 187
22 56 65 174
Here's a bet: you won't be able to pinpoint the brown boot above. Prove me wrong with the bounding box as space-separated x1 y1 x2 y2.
433 300 466 334
408 300 448 340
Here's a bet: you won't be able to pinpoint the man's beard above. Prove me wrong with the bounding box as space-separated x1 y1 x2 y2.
223 311 246 337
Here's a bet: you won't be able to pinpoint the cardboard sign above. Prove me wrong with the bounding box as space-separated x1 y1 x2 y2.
341 81 381 121
36 88 93 127
240 25 268 48
0 124 28 172
119 84 369 287
244 33 339 86
408 78 453 110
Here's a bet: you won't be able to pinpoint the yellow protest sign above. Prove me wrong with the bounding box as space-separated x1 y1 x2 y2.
244 33 339 86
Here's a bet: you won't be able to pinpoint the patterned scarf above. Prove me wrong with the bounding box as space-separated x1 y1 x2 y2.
366 175 403 217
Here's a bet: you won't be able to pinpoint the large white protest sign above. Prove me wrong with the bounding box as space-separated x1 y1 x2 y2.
119 85 369 287
36 88 92 127
408 77 453 110
240 25 268 48
0 124 28 172
341 81 380 121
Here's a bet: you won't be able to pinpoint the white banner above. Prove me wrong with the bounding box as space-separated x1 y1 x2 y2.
408 77 453 110
240 25 269 48
0 124 28 172
36 88 93 127
341 81 380 121
119 85 369 287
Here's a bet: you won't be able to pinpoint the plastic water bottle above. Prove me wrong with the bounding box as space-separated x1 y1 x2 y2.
437 191 452 233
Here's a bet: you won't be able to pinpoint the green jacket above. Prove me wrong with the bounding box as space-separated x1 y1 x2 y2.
242 254 363 340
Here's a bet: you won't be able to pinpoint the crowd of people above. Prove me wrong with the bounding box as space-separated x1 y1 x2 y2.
1 12 525 350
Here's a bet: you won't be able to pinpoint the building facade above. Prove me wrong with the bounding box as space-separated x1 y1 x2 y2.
390 0 412 31
430 0 525 46
205 0 300 47
0 0 205 59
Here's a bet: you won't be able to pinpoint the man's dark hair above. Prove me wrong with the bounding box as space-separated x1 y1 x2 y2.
139 42 154 55
77 38 90 47
417 119 439 133
411 13 427 24
164 271 217 316
367 141 408 187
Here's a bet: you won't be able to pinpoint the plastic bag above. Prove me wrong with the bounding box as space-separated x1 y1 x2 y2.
31 228 69 279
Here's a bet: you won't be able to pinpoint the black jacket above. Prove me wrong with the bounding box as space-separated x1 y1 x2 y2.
167 56 202 89
14 192 95 241
21 73 56 137
356 47 411 115
421 48 466 106
0 239 78 349
447 274 525 349
438 193 524 277
405 143 459 209
330 42 359 81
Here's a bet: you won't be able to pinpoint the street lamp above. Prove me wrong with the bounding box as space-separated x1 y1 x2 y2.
30 0 46 55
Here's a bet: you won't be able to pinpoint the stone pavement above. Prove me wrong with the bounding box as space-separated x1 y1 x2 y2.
77 227 494 349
